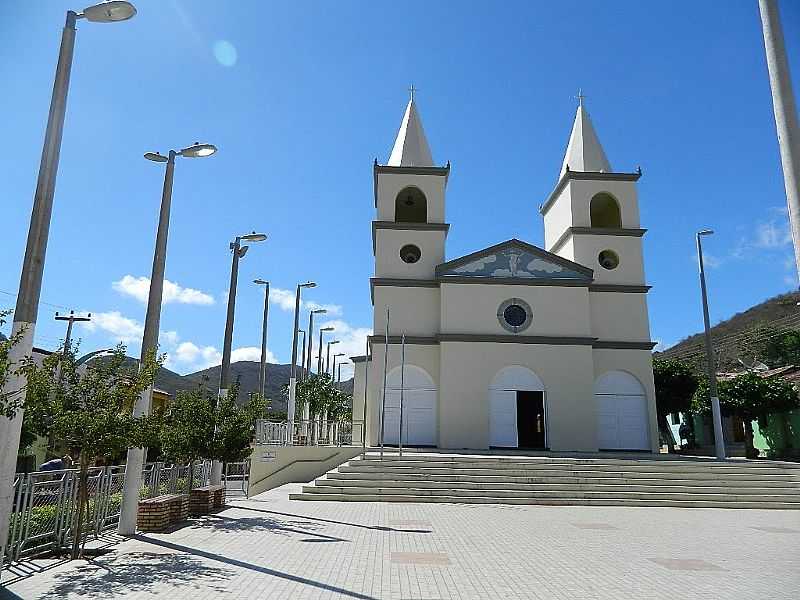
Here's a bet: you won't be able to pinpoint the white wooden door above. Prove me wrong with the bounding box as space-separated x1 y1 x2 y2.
489 390 518 448
382 389 436 446
596 394 648 450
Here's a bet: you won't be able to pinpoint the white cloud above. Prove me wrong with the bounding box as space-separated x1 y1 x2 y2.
81 311 144 343
232 345 278 364
113 275 215 306
160 330 179 346
165 342 279 374
690 252 722 269
753 220 792 249
269 287 342 316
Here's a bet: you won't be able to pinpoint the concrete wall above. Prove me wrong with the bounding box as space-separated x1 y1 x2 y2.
571 234 645 285
248 445 363 497
568 180 641 229
376 172 446 223
438 341 597 451
439 283 592 338
592 348 659 453
374 228 445 278
373 286 440 336
543 185 574 250
589 291 651 341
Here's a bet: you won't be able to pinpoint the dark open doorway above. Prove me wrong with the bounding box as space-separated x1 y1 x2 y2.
516 391 546 449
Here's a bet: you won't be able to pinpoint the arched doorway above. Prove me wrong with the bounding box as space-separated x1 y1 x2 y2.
594 371 649 450
382 365 437 446
489 366 546 449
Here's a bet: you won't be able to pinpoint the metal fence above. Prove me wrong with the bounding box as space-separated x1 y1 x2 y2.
4 459 226 565
255 419 364 447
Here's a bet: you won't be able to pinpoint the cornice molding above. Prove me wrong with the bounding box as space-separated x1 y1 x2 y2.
540 170 642 216
549 226 647 254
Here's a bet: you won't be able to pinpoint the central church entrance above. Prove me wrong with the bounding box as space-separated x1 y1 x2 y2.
489 366 547 449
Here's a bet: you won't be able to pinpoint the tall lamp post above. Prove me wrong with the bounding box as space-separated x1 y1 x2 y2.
0 1 137 563
326 339 340 375
253 279 270 399
697 229 726 460
332 352 346 387
317 326 334 374
118 142 218 535
287 282 316 441
306 308 327 378
298 329 306 383
213 231 267 484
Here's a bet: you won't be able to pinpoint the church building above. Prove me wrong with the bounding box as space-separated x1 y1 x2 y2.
351 96 659 453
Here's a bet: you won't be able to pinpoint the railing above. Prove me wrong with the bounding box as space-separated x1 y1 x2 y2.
255 419 365 447
4 459 228 565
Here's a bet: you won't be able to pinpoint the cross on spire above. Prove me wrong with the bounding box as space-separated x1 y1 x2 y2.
408 84 417 101
575 88 586 107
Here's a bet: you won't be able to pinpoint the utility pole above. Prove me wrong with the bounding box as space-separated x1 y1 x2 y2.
55 310 91 354
759 0 800 283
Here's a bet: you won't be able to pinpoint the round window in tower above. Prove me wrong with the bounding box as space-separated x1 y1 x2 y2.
497 298 533 333
598 249 620 270
400 244 422 264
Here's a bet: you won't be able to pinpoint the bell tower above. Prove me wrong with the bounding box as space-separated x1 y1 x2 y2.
541 99 646 286
373 94 450 281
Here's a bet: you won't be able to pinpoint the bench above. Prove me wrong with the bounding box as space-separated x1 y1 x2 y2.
137 494 189 532
189 485 225 515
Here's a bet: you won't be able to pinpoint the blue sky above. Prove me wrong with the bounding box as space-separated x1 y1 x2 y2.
2 0 799 377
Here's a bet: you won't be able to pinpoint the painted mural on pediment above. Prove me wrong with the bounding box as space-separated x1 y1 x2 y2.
439 245 590 280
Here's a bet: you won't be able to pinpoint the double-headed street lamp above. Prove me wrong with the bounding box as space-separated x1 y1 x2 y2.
332 353 346 386
287 282 316 439
326 340 341 375
696 229 726 460
317 326 334 374
306 309 327 379
0 2 136 559
118 142 218 535
253 279 270 399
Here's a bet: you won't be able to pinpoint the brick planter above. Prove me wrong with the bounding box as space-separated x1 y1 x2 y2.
189 485 225 515
138 494 189 532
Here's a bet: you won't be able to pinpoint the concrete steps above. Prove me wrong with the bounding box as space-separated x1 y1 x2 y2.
288 452 800 509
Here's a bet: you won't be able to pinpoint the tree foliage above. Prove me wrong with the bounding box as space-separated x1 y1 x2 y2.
0 308 27 418
692 371 799 457
746 326 800 368
653 359 699 417
290 373 352 421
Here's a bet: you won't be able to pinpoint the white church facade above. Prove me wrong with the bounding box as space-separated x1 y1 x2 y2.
351 96 659 453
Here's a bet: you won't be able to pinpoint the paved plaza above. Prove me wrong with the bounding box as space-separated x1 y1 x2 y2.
2 483 799 600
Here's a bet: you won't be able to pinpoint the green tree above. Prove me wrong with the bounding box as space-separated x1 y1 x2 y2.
292 373 337 420
653 359 699 451
0 309 27 418
21 345 161 558
748 327 800 368
692 372 799 458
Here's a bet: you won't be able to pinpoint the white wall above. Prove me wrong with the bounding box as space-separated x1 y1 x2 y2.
568 180 641 229
543 185 574 250
374 286 440 337
374 228 445 278
438 342 597 451
376 172 447 223
589 291 651 341
571 235 645 285
439 283 592 338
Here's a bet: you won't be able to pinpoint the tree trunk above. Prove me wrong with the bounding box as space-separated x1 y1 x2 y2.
71 455 89 559
744 419 758 459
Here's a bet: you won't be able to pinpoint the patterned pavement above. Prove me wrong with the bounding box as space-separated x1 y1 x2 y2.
1 482 798 599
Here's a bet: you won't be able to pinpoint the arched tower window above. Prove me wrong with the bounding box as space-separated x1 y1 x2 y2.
395 186 427 223
590 193 622 228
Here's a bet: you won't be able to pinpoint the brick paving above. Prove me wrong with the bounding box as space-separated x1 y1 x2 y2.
2 482 798 599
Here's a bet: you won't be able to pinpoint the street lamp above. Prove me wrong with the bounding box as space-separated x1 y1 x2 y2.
696 229 726 460
333 353 346 387
253 279 270 399
117 141 218 535
212 231 267 483
317 326 334 374
298 329 306 383
287 281 317 440
0 2 136 559
306 308 327 380
326 340 341 375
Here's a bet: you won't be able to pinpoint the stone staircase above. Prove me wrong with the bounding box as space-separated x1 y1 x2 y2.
288 451 800 509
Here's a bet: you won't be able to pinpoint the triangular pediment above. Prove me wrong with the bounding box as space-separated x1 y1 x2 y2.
436 239 593 280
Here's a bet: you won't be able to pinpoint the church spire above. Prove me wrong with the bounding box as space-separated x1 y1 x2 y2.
387 88 434 167
559 94 611 177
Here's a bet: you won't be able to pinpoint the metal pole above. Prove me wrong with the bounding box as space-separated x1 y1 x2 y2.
326 341 332 375
258 282 269 399
213 236 243 484
119 150 176 534
759 0 800 284
287 285 302 443
0 11 78 566
697 233 726 459
307 311 316 378
379 307 389 459
362 337 369 452
317 329 325 374
299 329 306 383
399 333 405 457
332 353 339 385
